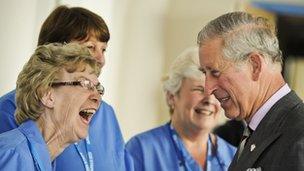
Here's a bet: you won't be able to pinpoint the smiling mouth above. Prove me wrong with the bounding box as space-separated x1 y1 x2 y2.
79 109 96 122
194 108 213 116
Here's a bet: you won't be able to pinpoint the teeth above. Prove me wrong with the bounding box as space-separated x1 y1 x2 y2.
79 109 96 120
81 109 96 114
222 97 229 101
195 108 206 113
195 108 213 116
219 97 229 102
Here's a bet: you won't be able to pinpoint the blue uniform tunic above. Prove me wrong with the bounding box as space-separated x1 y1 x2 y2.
0 90 132 171
0 120 53 171
126 122 236 171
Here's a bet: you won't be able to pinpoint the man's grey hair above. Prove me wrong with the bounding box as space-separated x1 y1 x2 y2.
197 11 282 68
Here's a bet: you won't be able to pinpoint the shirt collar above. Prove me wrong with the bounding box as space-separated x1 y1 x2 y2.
249 84 291 130
18 120 53 171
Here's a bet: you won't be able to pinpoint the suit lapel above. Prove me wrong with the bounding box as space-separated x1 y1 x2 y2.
237 132 281 170
229 133 281 170
229 91 302 171
229 146 239 169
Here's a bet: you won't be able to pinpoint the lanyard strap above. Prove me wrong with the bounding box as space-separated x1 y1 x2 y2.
208 134 225 171
168 122 188 171
169 122 225 171
74 136 94 171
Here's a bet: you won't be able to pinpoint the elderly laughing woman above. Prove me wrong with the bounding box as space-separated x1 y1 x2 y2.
0 43 102 171
126 47 236 171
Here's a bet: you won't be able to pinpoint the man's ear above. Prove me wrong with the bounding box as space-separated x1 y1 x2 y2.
41 90 55 108
248 53 262 81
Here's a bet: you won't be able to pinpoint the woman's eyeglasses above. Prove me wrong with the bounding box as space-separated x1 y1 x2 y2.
50 79 104 95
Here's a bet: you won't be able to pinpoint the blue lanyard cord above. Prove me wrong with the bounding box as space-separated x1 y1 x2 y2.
168 123 187 171
169 123 225 171
208 134 225 171
27 139 46 171
74 136 94 171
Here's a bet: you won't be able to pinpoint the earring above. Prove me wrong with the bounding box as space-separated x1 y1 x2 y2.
169 104 174 114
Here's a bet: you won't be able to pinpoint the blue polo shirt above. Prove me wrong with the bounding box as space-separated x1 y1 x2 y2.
0 90 132 171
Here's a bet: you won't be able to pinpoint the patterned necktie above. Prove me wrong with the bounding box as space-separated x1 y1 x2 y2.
237 125 252 160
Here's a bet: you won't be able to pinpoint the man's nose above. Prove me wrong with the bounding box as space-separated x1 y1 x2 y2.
204 75 217 96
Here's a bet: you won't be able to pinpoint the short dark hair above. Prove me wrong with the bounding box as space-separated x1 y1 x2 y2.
38 5 110 45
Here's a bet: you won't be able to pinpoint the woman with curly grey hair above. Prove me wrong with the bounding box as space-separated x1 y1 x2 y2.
0 43 102 171
126 47 236 171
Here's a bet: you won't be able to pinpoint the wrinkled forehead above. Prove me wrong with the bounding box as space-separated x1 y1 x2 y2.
199 38 236 74
199 38 223 64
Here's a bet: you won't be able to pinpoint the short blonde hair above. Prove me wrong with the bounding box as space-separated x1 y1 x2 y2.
163 47 203 113
15 43 101 124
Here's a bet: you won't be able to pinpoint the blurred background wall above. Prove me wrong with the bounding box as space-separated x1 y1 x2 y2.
1 0 303 140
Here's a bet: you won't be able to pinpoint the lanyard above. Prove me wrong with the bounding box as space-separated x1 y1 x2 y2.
74 136 94 171
168 122 188 171
168 122 225 171
27 138 46 171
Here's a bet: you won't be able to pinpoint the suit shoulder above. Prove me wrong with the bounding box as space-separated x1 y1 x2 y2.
286 102 304 126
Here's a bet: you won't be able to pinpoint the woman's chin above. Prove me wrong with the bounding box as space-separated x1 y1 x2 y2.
70 130 89 143
78 130 89 140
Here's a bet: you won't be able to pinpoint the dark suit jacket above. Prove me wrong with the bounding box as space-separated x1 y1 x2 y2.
229 91 304 171
214 119 245 147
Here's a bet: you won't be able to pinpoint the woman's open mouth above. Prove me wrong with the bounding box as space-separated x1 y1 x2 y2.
79 109 96 124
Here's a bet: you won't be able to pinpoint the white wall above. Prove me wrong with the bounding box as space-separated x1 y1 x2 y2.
114 0 170 140
0 0 55 96
110 0 239 140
